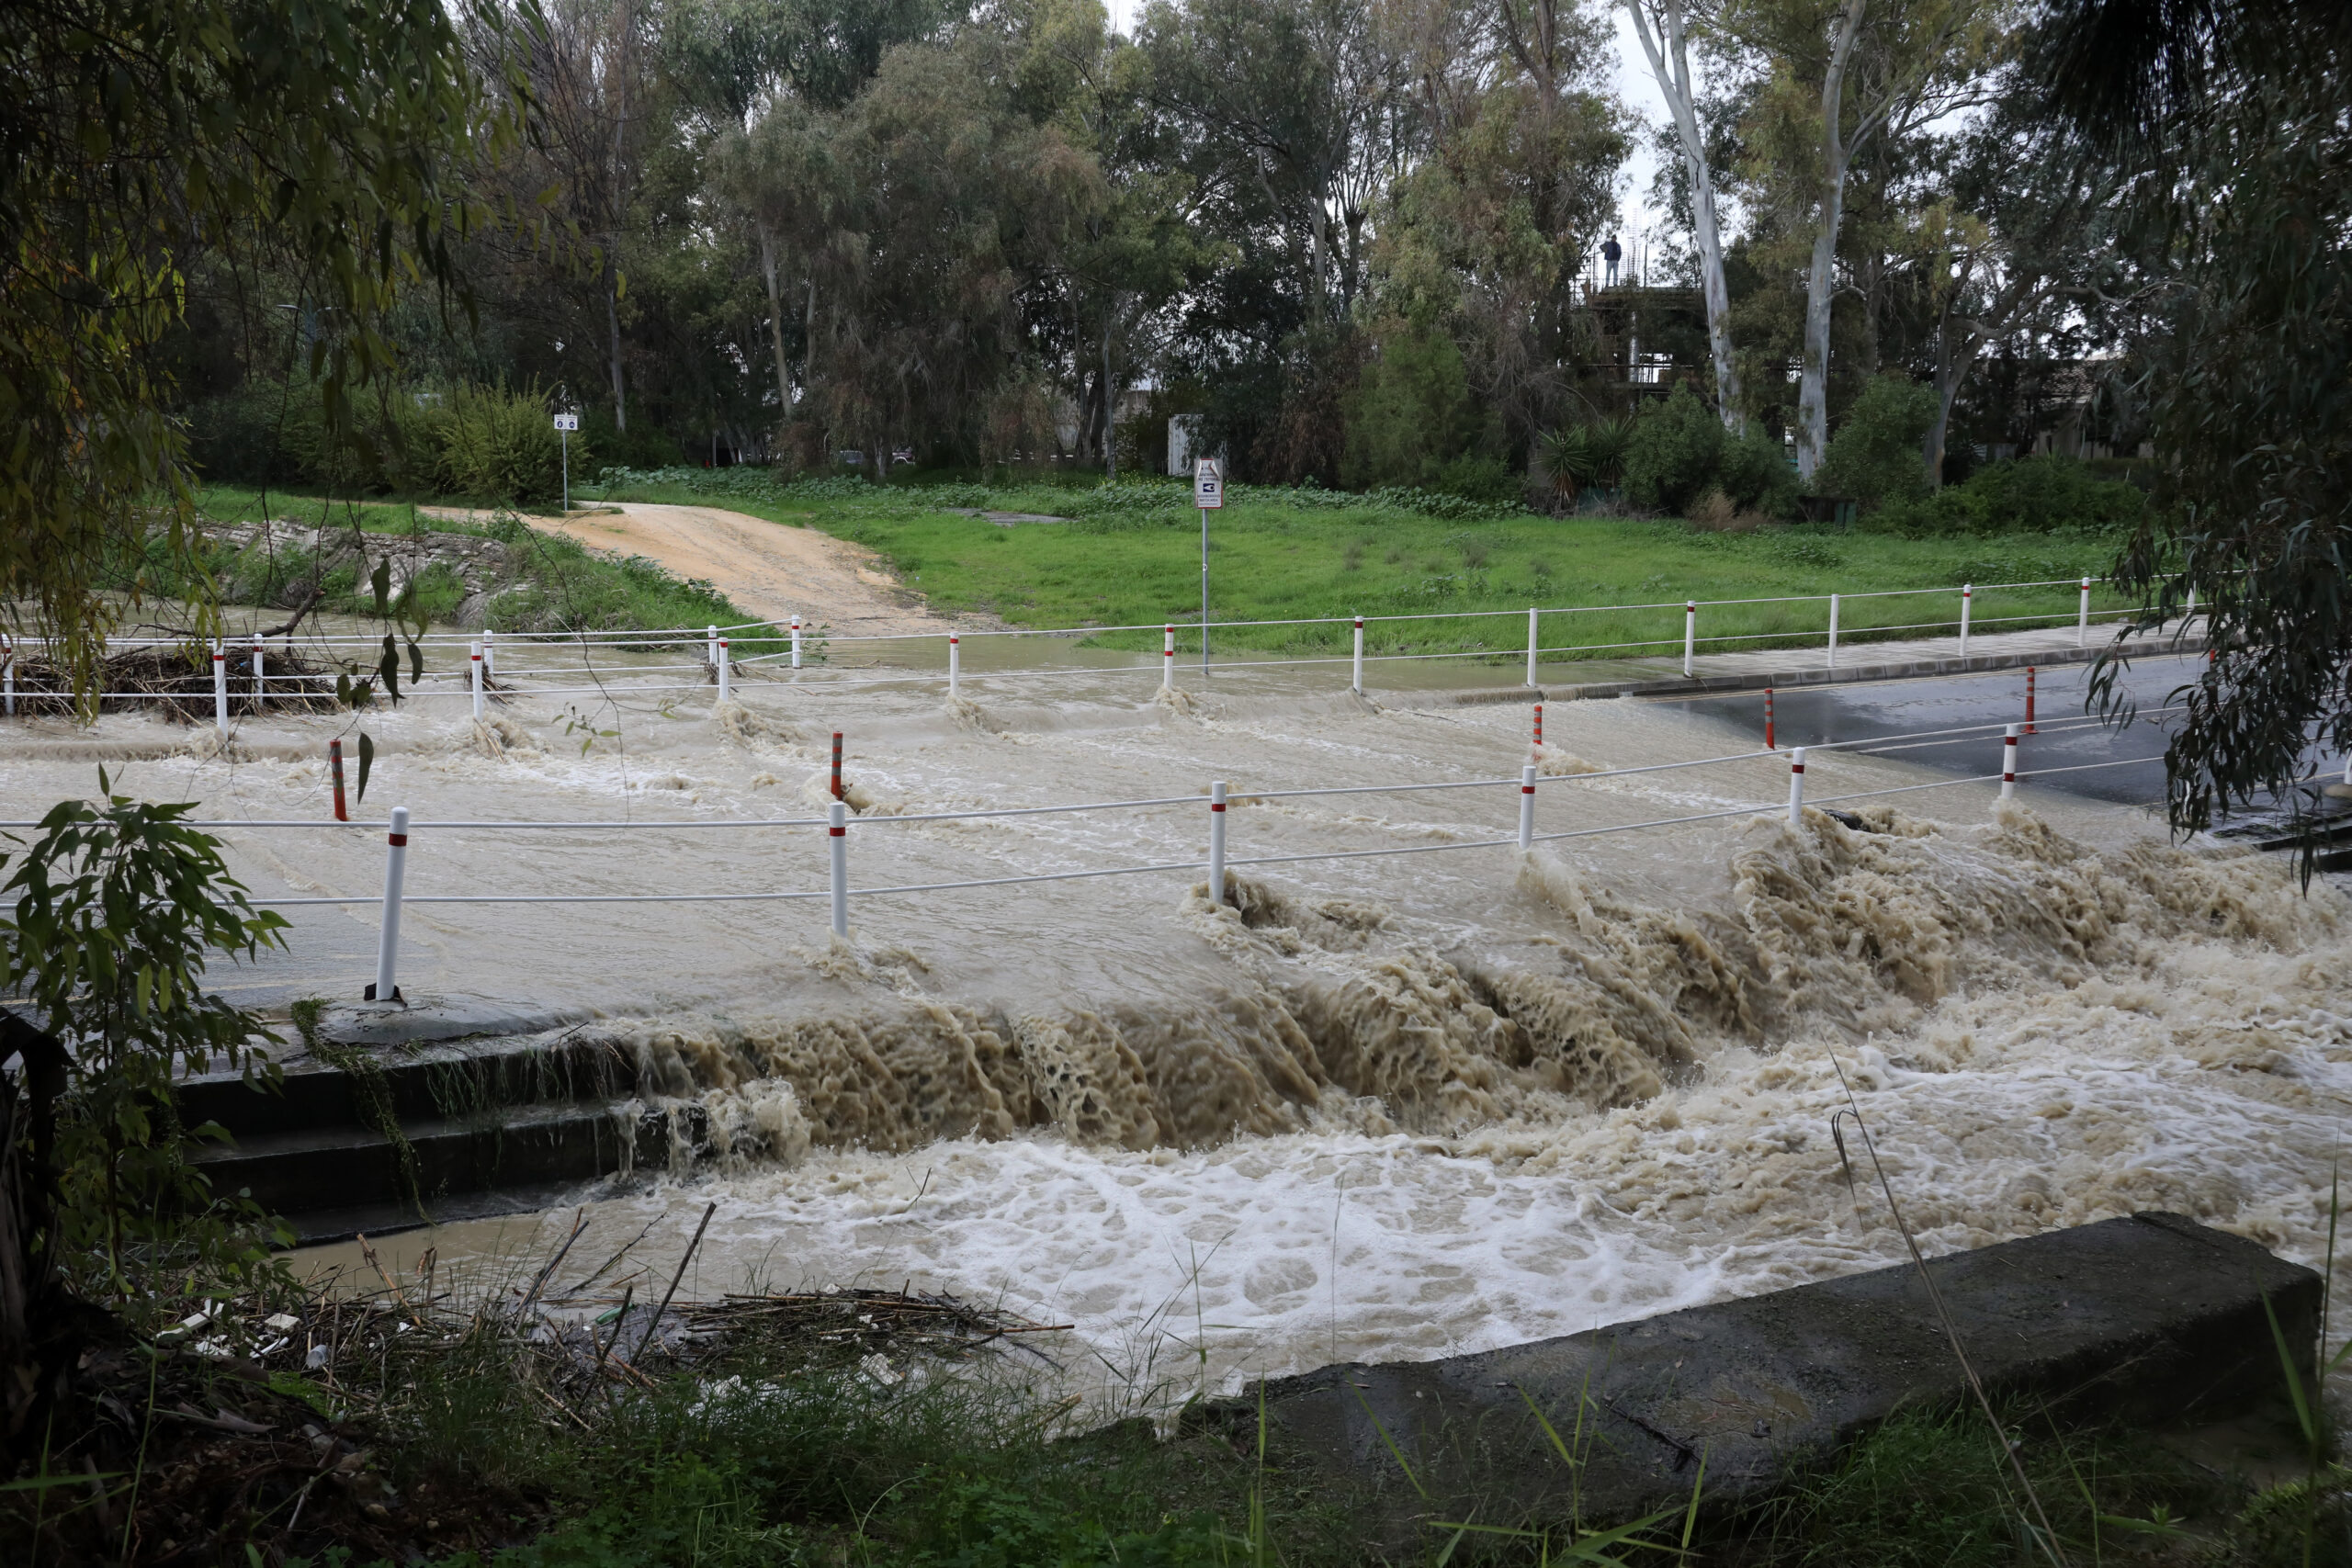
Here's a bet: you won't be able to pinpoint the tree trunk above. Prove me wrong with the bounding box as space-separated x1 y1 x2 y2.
1796 0 1868 479
1102 309 1118 481
1628 0 1743 431
1 1013 73 1456
605 255 628 434
756 220 793 421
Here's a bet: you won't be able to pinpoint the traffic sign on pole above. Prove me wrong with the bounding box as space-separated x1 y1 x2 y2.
1194 458 1222 674
553 412 579 512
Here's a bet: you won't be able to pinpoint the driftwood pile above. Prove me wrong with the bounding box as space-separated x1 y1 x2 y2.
2 642 342 720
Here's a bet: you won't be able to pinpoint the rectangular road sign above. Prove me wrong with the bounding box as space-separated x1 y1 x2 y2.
553 412 581 432
1193 457 1223 509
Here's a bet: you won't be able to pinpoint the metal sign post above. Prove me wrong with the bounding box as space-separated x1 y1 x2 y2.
1193 457 1223 674
554 412 580 512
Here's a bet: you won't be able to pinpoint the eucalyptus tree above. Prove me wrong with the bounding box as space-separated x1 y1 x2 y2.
1624 0 1742 427
0 0 526 691
1721 0 2007 477
1381 0 1629 453
2047 0 2352 869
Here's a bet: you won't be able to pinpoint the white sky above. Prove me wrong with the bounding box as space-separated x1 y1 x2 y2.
1099 0 1678 243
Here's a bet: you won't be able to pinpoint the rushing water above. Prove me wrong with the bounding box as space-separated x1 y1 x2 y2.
6 647 2346 1413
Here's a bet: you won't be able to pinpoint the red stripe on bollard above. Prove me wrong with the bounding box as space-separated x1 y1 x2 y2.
388 832 408 847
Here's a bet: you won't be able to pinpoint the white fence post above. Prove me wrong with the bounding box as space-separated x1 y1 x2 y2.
470 641 485 718
1787 748 1806 826
791 615 803 670
828 800 849 938
252 632 265 705
483 627 497 676
947 633 959 700
1959 584 1973 657
1682 601 1697 677
370 806 410 1003
1163 625 1175 690
2 636 13 716
2001 723 2018 800
1519 764 1536 851
2077 578 2092 647
1208 780 1227 905
211 640 228 735
1525 606 1540 687
718 637 732 704
706 624 718 669
1826 593 1840 671
1351 617 1364 694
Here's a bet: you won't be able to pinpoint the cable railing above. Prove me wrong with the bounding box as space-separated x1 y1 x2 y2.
0 711 2171 1003
0 575 2203 733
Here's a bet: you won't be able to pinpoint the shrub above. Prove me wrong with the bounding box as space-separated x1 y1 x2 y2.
1867 456 2150 537
1623 384 1724 513
435 382 576 504
1340 320 1480 491
1814 376 1938 505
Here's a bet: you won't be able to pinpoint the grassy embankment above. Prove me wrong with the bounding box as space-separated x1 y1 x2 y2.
175 486 753 638
16 1256 2323 1568
587 469 2131 668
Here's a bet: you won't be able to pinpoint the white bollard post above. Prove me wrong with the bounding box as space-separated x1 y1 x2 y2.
1787 748 1806 826
211 640 228 735
706 625 718 670
1525 606 1540 688
470 641 485 718
370 806 410 1003
828 800 849 938
2 636 13 716
1351 617 1364 694
1682 601 1697 677
1162 625 1175 690
2184 585 2197 632
1959 584 1973 657
1826 593 1840 671
1208 781 1227 906
482 627 497 676
1518 764 1536 851
252 632 266 705
791 615 803 670
2001 723 2019 800
947 633 959 700
2077 577 2092 647
718 637 732 704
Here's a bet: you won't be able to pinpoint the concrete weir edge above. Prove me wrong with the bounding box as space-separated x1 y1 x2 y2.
1185 1212 2316 1541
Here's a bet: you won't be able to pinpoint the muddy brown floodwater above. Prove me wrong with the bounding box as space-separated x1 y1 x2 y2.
6 641 2345 1421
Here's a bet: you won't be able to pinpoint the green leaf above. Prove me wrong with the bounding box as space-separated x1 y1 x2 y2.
370 557 391 615
405 636 423 685
377 635 401 705
356 732 375 804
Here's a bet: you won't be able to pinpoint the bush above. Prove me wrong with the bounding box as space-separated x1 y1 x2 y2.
1867 456 2150 537
1623 386 1795 518
1814 376 1938 505
1623 384 1724 513
1340 321 1481 491
435 383 577 504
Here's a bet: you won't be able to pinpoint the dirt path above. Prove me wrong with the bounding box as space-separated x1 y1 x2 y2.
424 502 973 635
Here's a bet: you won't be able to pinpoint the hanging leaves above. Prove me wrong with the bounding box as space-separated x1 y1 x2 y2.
377 634 401 705
370 558 392 615
356 732 375 803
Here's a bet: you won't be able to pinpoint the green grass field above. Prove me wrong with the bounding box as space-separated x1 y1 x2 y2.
187 474 2131 663
586 472 2129 664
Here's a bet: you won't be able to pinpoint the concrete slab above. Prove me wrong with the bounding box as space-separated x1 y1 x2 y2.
1188 1213 2317 1546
